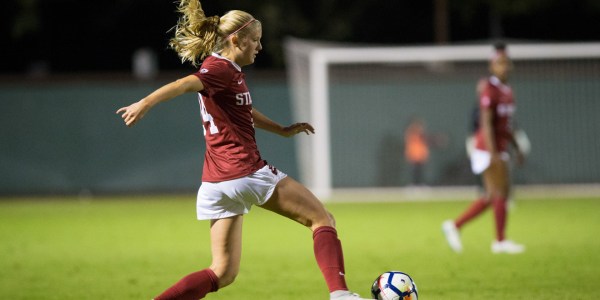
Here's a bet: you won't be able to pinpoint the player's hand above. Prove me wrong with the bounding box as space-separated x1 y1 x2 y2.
116 100 150 127
282 122 315 137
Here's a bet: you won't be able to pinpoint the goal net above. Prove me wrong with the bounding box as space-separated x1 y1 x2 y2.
284 38 600 199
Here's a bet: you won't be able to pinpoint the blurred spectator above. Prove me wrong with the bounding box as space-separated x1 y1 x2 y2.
404 117 429 186
404 116 447 186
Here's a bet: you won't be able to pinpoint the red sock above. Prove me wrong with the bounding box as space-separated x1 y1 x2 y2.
313 226 348 292
492 197 507 241
154 268 219 300
455 197 489 229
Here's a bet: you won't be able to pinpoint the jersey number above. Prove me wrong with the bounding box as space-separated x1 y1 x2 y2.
198 96 219 135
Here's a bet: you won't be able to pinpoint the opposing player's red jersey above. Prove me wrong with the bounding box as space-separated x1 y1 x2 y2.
475 76 515 152
193 53 266 182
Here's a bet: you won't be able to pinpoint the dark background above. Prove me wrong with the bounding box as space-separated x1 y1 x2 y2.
1 0 599 74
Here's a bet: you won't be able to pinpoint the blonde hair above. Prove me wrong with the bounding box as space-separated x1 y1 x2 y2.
169 0 260 67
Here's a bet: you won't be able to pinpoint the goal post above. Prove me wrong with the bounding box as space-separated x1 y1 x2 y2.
284 38 600 200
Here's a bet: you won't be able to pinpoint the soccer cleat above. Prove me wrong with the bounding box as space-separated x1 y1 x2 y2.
442 220 463 253
330 290 373 300
491 240 525 254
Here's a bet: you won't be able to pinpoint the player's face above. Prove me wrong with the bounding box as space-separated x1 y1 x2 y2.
490 55 513 82
236 27 262 67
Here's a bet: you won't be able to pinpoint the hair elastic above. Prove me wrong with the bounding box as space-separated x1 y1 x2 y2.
226 19 256 39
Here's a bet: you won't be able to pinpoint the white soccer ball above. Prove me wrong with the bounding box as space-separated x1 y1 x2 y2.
371 271 418 300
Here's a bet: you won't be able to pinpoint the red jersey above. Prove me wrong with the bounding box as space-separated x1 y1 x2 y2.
193 53 266 182
475 76 515 152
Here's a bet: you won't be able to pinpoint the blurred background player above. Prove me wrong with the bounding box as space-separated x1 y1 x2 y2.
467 79 531 209
442 43 526 254
116 1 370 299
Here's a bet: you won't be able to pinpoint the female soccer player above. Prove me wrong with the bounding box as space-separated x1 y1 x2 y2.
116 1 369 299
442 43 526 254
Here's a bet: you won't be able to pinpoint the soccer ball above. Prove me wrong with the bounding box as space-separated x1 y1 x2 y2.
371 271 418 300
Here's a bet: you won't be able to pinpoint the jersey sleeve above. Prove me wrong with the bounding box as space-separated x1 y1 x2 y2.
479 82 495 109
193 60 232 95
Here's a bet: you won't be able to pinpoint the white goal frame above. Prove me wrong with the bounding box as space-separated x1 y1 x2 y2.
284 38 600 199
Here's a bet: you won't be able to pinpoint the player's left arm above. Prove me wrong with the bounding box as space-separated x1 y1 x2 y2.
252 108 314 137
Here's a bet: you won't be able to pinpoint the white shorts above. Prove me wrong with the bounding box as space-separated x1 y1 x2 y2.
470 149 509 175
196 165 287 220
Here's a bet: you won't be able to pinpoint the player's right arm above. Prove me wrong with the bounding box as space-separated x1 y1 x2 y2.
479 82 501 163
116 75 203 127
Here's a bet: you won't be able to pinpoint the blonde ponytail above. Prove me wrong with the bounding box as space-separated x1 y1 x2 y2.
169 0 260 67
169 0 220 67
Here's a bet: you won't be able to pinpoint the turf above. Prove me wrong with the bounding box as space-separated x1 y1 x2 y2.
0 195 598 299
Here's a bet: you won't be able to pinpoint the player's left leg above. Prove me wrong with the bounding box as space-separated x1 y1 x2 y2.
153 215 243 300
485 160 524 254
260 176 370 300
208 215 244 288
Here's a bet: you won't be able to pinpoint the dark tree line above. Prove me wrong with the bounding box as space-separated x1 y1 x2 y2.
1 0 598 73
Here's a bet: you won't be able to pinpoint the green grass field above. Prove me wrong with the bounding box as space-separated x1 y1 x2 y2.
1 195 599 299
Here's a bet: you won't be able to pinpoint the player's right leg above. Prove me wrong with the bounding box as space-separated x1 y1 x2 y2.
442 151 491 253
